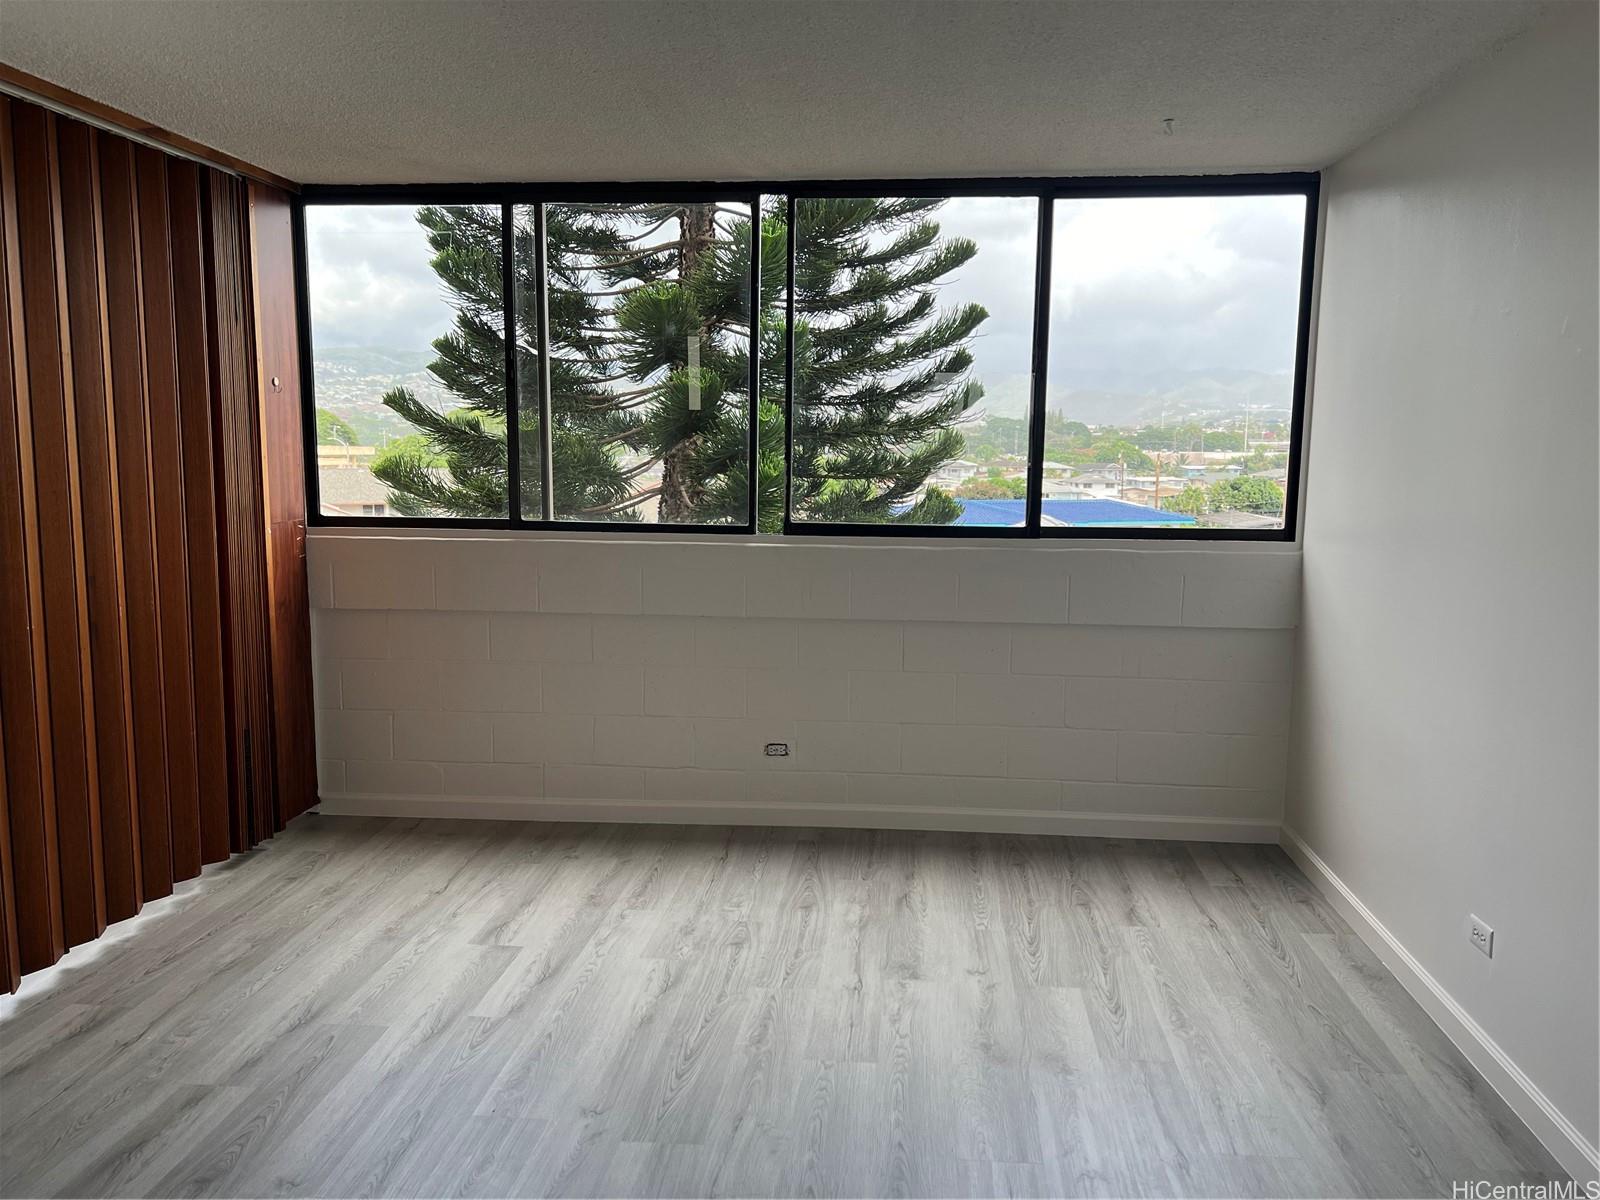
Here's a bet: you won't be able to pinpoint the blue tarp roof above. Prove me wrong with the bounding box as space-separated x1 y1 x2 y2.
949 498 1197 527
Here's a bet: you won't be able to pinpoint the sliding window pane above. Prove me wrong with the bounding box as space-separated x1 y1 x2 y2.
1044 193 1307 531
305 203 508 519
522 200 753 525
790 196 1039 528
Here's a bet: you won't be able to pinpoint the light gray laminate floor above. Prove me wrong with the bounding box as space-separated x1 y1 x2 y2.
0 816 1566 1198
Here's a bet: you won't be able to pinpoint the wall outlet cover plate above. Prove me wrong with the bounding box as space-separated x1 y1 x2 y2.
1467 914 1495 959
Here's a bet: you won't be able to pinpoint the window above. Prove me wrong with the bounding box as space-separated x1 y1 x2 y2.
1043 191 1310 532
516 200 755 525
298 176 1314 539
304 203 509 519
787 195 1040 530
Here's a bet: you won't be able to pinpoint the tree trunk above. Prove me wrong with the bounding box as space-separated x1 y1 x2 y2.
657 204 718 524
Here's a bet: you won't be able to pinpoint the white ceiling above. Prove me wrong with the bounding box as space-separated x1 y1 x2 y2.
0 0 1545 185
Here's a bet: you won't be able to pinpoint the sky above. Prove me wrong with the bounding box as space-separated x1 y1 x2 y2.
306 203 458 352
1048 193 1307 394
306 192 1308 420
929 192 1307 419
903 195 1039 420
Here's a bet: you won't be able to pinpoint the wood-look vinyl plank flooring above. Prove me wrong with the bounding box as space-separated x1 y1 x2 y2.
0 816 1567 1198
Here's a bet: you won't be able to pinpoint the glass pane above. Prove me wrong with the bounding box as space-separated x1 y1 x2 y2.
305 203 508 519
790 196 1039 528
1045 193 1306 531
522 200 752 525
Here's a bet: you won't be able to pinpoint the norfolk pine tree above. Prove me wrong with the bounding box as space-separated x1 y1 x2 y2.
370 197 990 529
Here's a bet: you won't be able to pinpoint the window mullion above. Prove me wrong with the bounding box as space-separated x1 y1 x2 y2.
746 191 761 533
1024 192 1053 535
782 194 796 533
533 201 555 521
501 202 521 523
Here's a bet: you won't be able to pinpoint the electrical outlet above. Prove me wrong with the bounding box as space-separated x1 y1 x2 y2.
1467 914 1495 959
764 742 789 757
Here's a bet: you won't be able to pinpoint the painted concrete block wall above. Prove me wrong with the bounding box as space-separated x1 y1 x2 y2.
309 533 1298 841
1288 2 1598 1171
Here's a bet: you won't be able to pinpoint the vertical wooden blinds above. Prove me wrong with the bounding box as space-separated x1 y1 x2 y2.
250 184 319 832
0 93 315 992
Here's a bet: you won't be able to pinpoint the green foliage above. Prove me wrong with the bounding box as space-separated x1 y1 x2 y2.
962 415 1030 463
316 408 358 446
371 197 985 529
369 399 505 517
1037 414 1094 461
1047 414 1092 441
1243 447 1290 472
1206 430 1246 452
1088 439 1155 473
1133 423 1247 453
371 433 446 469
789 197 985 525
1162 484 1209 515
1208 475 1285 514
954 476 1027 500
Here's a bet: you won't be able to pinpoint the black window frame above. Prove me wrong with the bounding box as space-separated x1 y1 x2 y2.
295 172 1319 541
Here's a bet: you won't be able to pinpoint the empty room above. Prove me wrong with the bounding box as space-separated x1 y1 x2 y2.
0 1 1595 1197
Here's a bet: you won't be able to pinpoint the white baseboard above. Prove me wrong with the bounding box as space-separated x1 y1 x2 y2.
1281 826 1599 1185
316 791 1280 843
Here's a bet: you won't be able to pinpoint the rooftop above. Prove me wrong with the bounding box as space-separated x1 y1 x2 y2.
318 466 390 505
950 498 1198 528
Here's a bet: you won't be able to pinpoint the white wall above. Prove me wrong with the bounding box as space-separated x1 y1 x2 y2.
309 533 1300 841
1287 1 1598 1176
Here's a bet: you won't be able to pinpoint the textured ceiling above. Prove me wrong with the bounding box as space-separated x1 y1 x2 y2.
0 0 1545 184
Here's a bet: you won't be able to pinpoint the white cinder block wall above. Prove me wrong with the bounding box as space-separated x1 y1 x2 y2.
309 533 1298 841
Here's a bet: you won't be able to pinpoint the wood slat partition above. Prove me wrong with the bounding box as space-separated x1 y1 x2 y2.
98 134 175 902
169 161 232 866
0 93 315 990
56 120 142 924
250 183 319 828
133 145 203 883
9 100 105 952
206 171 276 847
0 759 16 995
0 95 65 975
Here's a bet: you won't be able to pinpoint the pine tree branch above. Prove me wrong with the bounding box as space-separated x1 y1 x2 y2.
578 487 659 516
619 455 663 480
560 242 684 267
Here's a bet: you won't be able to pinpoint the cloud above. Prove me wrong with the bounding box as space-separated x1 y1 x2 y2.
1046 193 1306 386
305 204 459 350
935 196 1040 416
304 193 1308 426
914 192 1306 419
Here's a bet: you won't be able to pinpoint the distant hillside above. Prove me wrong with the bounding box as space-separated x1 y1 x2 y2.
1049 367 1293 425
313 347 464 445
315 346 436 377
312 351 1294 445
